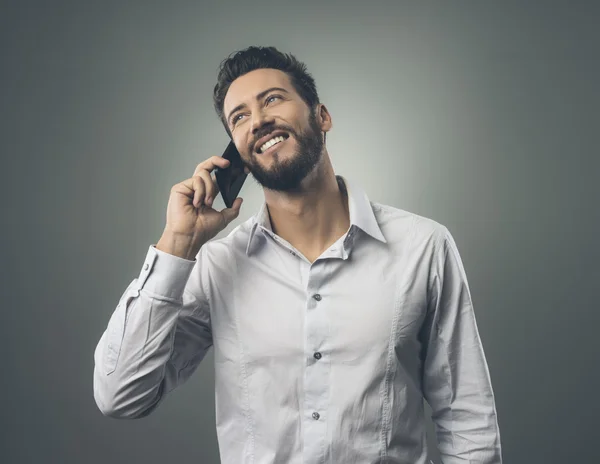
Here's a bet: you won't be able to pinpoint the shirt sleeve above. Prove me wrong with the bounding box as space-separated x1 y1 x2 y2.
420 227 503 463
93 244 213 419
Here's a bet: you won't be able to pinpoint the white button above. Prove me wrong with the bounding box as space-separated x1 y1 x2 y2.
144 264 149 270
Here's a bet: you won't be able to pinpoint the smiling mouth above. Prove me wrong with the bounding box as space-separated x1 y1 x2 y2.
257 133 290 154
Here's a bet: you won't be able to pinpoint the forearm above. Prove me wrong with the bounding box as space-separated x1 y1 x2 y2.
429 355 503 463
93 245 198 418
93 286 183 418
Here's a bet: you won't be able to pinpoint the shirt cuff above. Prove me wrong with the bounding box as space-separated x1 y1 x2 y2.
135 245 197 301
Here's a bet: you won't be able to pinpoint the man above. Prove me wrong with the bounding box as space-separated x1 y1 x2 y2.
94 46 502 463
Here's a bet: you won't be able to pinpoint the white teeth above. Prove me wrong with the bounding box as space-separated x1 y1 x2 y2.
259 135 285 153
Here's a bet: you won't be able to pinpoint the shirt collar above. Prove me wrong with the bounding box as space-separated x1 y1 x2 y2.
245 175 386 255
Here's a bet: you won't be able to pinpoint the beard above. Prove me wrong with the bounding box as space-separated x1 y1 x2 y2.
244 109 324 192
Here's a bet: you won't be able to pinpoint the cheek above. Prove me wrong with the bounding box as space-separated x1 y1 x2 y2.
232 133 250 156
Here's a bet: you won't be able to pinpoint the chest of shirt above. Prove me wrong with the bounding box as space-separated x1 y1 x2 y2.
207 241 431 369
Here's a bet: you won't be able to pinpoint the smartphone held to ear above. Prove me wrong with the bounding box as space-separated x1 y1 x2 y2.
215 141 248 208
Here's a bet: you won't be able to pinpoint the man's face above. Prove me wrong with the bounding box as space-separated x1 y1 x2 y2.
223 68 325 192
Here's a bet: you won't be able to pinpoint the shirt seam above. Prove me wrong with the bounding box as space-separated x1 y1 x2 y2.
230 256 255 463
201 245 255 461
379 214 418 459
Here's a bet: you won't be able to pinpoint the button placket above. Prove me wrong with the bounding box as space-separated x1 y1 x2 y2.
304 268 329 460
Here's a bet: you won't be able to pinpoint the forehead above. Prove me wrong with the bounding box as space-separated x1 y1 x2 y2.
223 68 296 114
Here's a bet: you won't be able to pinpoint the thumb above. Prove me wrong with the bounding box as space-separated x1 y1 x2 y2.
221 197 243 225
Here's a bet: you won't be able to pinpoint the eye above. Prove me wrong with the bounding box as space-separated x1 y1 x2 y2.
266 94 282 104
231 113 245 125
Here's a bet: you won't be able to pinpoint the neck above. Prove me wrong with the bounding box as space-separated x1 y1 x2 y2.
263 154 350 259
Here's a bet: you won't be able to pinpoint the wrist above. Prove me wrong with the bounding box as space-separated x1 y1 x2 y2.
156 230 205 260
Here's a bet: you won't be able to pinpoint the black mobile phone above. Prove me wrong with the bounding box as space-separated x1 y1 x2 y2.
214 140 248 208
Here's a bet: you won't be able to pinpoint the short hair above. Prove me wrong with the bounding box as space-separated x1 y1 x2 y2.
213 46 320 136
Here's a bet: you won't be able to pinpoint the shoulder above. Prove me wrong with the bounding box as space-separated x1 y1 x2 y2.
370 201 450 250
199 216 256 262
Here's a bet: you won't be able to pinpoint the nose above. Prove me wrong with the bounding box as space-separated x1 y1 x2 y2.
250 107 275 135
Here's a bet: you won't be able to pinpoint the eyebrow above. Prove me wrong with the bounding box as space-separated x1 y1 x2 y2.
227 87 290 125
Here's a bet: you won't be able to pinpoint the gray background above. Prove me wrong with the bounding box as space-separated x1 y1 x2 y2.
2 1 598 463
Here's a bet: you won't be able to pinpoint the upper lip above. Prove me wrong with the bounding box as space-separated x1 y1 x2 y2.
254 131 289 153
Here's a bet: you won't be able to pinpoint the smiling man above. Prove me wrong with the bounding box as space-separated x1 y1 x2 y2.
217 62 346 263
94 46 503 463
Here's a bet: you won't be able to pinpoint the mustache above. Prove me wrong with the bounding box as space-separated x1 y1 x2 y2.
249 125 296 153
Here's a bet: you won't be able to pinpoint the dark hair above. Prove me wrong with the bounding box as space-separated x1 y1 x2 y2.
213 46 320 136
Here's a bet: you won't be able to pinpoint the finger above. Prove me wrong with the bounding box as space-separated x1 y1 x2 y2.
174 178 195 200
192 176 207 208
220 197 243 225
211 172 220 196
196 169 217 206
194 156 230 177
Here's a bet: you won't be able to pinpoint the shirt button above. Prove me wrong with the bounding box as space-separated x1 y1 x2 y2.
312 412 320 420
313 294 322 301
144 264 149 270
313 352 322 360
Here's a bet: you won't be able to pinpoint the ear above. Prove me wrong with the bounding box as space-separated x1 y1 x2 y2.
317 103 332 133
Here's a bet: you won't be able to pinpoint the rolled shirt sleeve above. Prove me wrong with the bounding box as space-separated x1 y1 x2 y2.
93 244 213 419
420 227 502 463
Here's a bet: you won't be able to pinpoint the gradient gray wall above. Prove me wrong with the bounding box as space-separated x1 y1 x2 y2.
2 1 598 463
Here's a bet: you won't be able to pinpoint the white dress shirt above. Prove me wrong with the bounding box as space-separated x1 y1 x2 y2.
94 175 502 464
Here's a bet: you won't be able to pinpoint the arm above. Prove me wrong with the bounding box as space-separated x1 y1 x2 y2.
93 244 213 419
420 227 502 463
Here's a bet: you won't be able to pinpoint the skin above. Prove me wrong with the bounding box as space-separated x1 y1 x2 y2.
223 68 350 263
